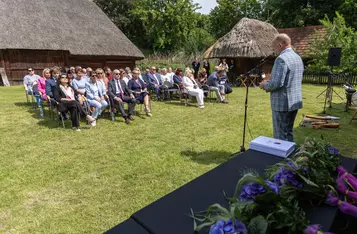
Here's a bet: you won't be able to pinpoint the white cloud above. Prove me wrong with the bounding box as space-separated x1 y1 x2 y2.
193 0 218 14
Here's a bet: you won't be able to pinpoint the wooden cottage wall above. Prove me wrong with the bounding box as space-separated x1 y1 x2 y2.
233 58 274 78
3 49 66 85
68 56 136 70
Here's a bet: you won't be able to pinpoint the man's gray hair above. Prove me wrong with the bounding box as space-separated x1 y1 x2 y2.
273 33 291 45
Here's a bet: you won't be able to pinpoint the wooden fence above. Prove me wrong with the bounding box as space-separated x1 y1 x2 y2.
303 72 357 85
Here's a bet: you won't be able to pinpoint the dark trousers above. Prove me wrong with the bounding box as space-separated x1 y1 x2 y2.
272 110 298 142
60 101 86 128
114 95 136 118
153 85 168 100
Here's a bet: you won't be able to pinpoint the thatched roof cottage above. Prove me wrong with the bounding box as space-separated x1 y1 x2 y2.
203 18 278 77
0 0 144 85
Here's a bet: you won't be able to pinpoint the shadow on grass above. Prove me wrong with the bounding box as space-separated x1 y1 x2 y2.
181 150 232 165
14 102 35 108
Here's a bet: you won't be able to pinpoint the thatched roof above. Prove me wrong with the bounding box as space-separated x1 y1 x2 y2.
0 0 144 59
203 18 278 59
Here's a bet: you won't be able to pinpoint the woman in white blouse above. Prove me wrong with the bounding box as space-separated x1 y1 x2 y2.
182 68 205 109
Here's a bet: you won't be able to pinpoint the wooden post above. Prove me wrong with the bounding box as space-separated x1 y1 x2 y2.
0 50 10 86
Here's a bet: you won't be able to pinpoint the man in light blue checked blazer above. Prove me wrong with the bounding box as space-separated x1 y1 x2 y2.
260 34 304 142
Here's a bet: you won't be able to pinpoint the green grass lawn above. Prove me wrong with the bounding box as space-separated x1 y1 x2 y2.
0 85 356 233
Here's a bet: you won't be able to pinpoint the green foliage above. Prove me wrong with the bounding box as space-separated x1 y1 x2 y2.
308 12 357 73
93 0 147 48
209 0 265 39
192 135 343 233
183 28 215 55
131 0 200 51
247 216 268 234
265 0 342 28
339 0 357 30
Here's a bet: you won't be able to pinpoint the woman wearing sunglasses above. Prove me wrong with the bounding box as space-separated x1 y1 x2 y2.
54 74 95 131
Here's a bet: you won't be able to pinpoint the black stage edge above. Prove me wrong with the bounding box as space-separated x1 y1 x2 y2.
104 218 150 234
106 150 357 234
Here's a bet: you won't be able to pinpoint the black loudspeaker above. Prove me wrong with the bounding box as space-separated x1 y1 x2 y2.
328 48 342 66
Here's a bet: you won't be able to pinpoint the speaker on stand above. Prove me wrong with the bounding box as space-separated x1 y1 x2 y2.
316 48 344 113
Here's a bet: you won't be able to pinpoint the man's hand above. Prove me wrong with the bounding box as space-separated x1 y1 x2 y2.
259 80 267 89
154 84 158 88
115 97 123 103
95 97 101 102
130 94 135 99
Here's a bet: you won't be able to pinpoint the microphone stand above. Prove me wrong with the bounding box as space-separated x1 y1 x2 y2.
239 55 271 153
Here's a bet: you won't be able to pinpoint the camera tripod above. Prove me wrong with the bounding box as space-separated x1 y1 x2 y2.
316 70 344 114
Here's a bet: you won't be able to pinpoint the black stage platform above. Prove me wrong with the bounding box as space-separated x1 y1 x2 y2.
106 150 357 234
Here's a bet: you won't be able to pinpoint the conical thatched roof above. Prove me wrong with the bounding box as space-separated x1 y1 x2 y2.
0 0 144 59
203 18 278 59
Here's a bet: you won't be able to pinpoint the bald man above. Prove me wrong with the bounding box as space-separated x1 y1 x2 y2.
260 33 304 142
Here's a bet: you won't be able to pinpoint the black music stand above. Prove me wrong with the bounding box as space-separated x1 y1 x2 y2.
240 56 270 153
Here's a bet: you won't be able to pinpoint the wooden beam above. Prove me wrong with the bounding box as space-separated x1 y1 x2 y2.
0 50 10 86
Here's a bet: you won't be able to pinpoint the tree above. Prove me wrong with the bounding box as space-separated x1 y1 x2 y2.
93 0 148 48
265 0 342 28
308 12 357 73
338 0 357 30
209 0 265 39
131 0 200 51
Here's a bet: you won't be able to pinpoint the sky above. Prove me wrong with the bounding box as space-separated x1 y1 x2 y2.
193 0 218 14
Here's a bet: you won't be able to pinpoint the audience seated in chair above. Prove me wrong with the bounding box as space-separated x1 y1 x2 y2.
108 69 137 124
128 69 152 117
207 68 229 104
46 67 60 105
54 74 95 131
173 68 183 89
38 68 51 102
72 67 88 105
147 66 169 101
23 67 44 116
198 68 208 85
85 72 108 126
96 68 109 91
182 68 205 109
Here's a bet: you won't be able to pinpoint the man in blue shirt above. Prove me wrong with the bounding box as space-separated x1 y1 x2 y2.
260 34 304 142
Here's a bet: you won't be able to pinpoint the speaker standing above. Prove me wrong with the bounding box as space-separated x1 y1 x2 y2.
259 34 304 142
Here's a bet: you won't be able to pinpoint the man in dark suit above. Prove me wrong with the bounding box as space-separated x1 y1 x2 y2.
192 57 200 79
147 66 168 101
108 69 137 124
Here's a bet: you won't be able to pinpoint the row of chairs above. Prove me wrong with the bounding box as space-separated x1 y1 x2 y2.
25 82 227 128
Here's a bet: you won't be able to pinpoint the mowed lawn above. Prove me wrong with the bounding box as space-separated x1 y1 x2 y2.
0 85 356 233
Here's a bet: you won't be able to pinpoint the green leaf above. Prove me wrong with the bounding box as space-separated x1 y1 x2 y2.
254 192 280 204
248 215 268 234
195 221 215 231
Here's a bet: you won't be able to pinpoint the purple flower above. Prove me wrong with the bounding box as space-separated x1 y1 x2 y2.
239 181 279 202
265 180 280 194
273 162 303 188
239 183 266 202
304 224 334 234
328 146 340 155
209 219 247 234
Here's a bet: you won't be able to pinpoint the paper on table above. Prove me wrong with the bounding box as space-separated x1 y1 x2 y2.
249 136 296 158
